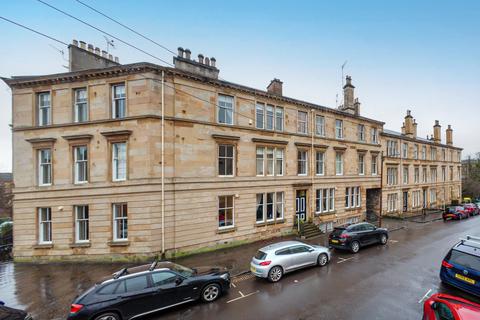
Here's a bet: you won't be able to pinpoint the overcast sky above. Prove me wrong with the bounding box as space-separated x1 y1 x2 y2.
1 0 479 172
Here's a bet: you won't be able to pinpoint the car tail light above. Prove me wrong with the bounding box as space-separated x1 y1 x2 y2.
259 261 271 266
340 234 350 239
70 304 84 314
442 260 453 269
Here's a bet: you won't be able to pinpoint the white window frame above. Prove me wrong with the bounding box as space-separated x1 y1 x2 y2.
297 150 308 176
315 115 325 137
38 207 52 244
402 143 408 158
38 149 52 186
345 187 361 208
422 146 427 160
371 154 378 176
112 142 127 182
414 167 420 183
218 144 235 177
335 119 344 139
316 188 335 214
266 104 274 130
297 111 308 134
358 124 365 142
37 92 51 126
387 193 398 212
255 102 265 129
217 94 234 125
275 106 284 131
256 147 283 177
403 166 409 184
256 192 284 223
74 88 88 123
113 203 128 241
371 128 378 144
316 151 325 176
112 84 126 119
75 205 89 243
335 152 343 175
413 144 419 159
387 167 398 185
218 195 234 229
358 154 365 175
74 146 88 184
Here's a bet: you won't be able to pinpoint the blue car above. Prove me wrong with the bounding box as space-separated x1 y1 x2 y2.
440 235 480 296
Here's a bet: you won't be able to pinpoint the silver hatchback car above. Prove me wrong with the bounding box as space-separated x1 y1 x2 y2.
250 241 330 282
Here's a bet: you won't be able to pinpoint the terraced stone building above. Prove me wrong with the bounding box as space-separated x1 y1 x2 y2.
2 41 461 261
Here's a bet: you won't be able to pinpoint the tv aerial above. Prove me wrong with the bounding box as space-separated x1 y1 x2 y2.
49 44 69 69
104 36 116 53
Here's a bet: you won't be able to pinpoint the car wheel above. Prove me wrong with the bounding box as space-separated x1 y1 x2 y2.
268 266 283 282
317 253 328 267
201 283 221 302
380 234 388 245
350 241 360 254
94 313 120 320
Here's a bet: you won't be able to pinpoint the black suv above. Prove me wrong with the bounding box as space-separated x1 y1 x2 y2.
328 222 388 253
67 261 230 320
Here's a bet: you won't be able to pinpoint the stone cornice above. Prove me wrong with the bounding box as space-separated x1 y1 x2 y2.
253 138 289 145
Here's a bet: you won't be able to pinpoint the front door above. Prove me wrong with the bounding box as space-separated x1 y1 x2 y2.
403 192 408 212
296 190 307 222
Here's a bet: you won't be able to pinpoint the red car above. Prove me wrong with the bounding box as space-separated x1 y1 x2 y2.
463 204 479 217
423 293 480 320
443 206 468 221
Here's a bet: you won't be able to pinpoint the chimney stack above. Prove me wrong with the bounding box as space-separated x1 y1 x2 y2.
401 123 406 135
267 78 283 96
177 47 184 58
339 75 358 115
446 125 453 145
404 110 414 137
68 39 120 72
433 120 441 143
173 47 220 79
353 98 361 116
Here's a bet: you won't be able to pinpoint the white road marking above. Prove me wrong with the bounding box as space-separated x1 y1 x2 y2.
418 289 433 304
226 290 260 304
294 280 299 283
231 282 237 288
239 291 245 297
337 257 355 264
389 240 399 243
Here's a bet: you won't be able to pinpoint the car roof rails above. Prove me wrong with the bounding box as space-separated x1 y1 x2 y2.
459 235 480 247
113 267 129 279
149 259 158 271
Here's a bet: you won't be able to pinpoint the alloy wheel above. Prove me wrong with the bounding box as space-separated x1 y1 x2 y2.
318 253 328 266
351 241 360 253
96 315 118 320
203 284 220 302
269 266 283 282
380 234 388 245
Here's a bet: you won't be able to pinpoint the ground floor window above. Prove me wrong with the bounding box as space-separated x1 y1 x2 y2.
346 216 360 224
219 196 234 229
316 188 335 214
345 187 361 208
387 194 398 212
113 203 128 241
256 192 284 223
75 205 89 242
38 207 52 244
319 222 334 233
430 189 437 205
412 191 421 208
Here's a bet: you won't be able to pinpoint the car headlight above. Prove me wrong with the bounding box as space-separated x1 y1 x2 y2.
220 273 230 280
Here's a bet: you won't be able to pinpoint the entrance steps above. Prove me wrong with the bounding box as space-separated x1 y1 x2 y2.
301 222 323 239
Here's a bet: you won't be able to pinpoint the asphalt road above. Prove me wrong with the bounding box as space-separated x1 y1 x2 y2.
149 216 480 320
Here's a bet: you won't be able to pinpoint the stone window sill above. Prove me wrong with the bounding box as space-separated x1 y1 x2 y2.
255 219 285 227
33 244 54 249
216 227 236 234
108 240 130 247
315 211 336 216
69 242 91 248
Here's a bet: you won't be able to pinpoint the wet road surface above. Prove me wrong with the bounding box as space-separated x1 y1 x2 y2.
1 216 479 319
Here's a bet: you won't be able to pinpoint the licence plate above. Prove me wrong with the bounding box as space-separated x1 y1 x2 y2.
331 239 339 244
455 273 476 285
250 266 256 273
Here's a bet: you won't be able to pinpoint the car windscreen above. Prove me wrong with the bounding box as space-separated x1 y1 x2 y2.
170 263 194 277
254 250 267 260
449 249 480 270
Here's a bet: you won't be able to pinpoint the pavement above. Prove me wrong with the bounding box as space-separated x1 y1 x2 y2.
1 215 479 319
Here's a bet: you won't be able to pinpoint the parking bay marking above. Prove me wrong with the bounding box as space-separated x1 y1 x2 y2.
337 257 355 264
418 289 433 304
226 290 260 304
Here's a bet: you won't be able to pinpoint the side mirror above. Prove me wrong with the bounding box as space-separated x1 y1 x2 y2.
308 248 314 252
175 277 183 285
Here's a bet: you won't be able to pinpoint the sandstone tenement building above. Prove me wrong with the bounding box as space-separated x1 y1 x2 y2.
2 41 462 261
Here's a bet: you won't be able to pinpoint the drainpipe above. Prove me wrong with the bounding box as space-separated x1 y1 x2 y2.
161 70 165 258
379 151 384 227
311 109 315 223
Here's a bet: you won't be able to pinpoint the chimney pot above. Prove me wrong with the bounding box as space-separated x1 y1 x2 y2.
177 47 184 58
205 57 210 66
185 49 191 60
210 57 216 67
102 50 108 58
108 54 113 60
114 56 119 63
72 39 79 46
87 44 94 52
95 47 100 55
79 41 86 49
198 54 204 64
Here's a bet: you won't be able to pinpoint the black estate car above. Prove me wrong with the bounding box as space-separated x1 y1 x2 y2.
0 301 32 320
328 222 388 253
67 261 230 320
